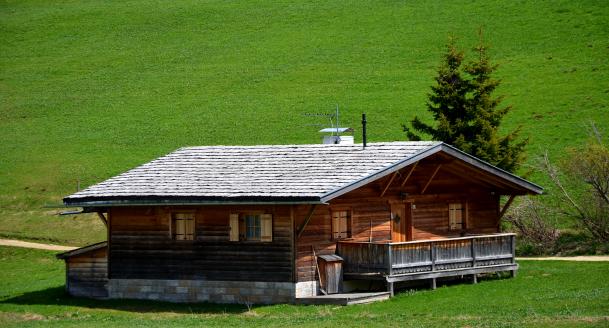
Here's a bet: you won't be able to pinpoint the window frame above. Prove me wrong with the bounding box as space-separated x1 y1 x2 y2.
229 212 273 243
243 214 262 241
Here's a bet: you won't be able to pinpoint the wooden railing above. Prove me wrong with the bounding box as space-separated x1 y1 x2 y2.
336 233 516 276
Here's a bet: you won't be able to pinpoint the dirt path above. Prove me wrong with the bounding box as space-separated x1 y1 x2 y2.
0 239 78 251
517 256 609 262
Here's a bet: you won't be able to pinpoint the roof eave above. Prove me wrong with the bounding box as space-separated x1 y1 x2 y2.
63 196 326 208
56 241 107 259
320 142 543 203
439 144 543 195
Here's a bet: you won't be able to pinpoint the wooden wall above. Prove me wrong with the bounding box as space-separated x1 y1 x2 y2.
293 197 394 283
407 193 499 240
108 205 293 282
66 247 108 298
294 154 503 283
106 153 507 285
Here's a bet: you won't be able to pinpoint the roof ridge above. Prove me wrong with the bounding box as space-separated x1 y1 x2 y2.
179 141 440 150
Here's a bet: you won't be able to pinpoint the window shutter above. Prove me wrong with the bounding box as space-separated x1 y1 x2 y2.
175 218 185 240
186 218 194 240
229 214 239 241
261 214 273 242
339 214 348 238
332 215 339 239
449 203 463 230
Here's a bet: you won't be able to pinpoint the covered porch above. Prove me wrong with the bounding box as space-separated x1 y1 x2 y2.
335 233 517 295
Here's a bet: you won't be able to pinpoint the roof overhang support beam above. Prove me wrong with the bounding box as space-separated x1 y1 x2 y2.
96 212 108 228
498 195 517 221
440 145 543 194
421 164 442 194
380 171 399 197
296 204 317 240
400 161 418 187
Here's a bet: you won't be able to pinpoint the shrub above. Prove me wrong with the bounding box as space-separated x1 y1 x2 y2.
504 197 560 255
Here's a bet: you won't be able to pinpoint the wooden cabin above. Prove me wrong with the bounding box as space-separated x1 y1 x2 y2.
58 142 542 304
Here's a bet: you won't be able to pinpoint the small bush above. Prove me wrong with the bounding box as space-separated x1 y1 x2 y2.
553 230 609 256
542 124 609 243
505 197 560 255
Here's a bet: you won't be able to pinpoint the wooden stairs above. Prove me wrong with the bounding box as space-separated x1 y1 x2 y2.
295 291 391 306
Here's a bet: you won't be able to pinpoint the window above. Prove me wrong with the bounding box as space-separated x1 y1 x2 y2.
245 215 261 240
229 213 272 242
332 210 351 240
172 213 195 240
449 203 463 231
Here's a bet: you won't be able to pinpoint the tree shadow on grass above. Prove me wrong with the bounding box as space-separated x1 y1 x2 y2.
1 286 250 314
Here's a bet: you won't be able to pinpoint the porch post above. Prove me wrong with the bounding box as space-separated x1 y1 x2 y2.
510 234 517 278
430 242 436 272
387 244 393 276
471 237 477 268
387 281 394 297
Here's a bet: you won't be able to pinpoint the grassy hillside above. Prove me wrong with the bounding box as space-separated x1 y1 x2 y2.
1 247 608 327
1 0 608 245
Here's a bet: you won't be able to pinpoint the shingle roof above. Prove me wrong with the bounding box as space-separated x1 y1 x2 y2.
63 141 542 207
64 142 438 205
56 241 107 259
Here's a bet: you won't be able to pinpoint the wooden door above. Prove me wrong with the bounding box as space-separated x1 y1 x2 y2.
391 203 412 242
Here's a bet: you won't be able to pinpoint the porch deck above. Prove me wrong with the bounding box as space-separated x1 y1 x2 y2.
336 233 517 293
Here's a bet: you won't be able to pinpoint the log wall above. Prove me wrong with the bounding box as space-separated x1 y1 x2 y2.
295 154 502 283
66 247 108 298
107 153 504 285
108 205 293 282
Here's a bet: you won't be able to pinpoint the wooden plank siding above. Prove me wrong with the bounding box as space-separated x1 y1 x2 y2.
105 153 502 285
295 154 502 283
108 205 293 282
66 247 108 298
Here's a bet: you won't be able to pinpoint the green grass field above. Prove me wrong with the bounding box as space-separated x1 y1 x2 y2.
1 0 609 245
0 246 608 327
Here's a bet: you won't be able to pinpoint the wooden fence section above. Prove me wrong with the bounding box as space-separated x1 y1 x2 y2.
337 233 516 278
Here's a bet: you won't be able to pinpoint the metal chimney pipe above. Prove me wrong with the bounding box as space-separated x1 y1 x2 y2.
362 113 367 149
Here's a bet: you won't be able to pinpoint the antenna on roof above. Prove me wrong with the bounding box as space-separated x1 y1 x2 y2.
362 113 367 149
335 104 340 137
304 105 353 145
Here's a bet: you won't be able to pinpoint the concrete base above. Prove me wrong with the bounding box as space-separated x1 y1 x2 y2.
295 281 318 298
108 279 294 304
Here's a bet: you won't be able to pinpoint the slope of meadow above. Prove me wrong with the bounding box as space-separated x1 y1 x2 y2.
1 0 608 245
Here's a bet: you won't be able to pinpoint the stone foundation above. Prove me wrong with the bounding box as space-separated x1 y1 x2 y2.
108 279 295 304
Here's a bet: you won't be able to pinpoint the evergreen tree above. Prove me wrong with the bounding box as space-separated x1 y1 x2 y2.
403 32 527 173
